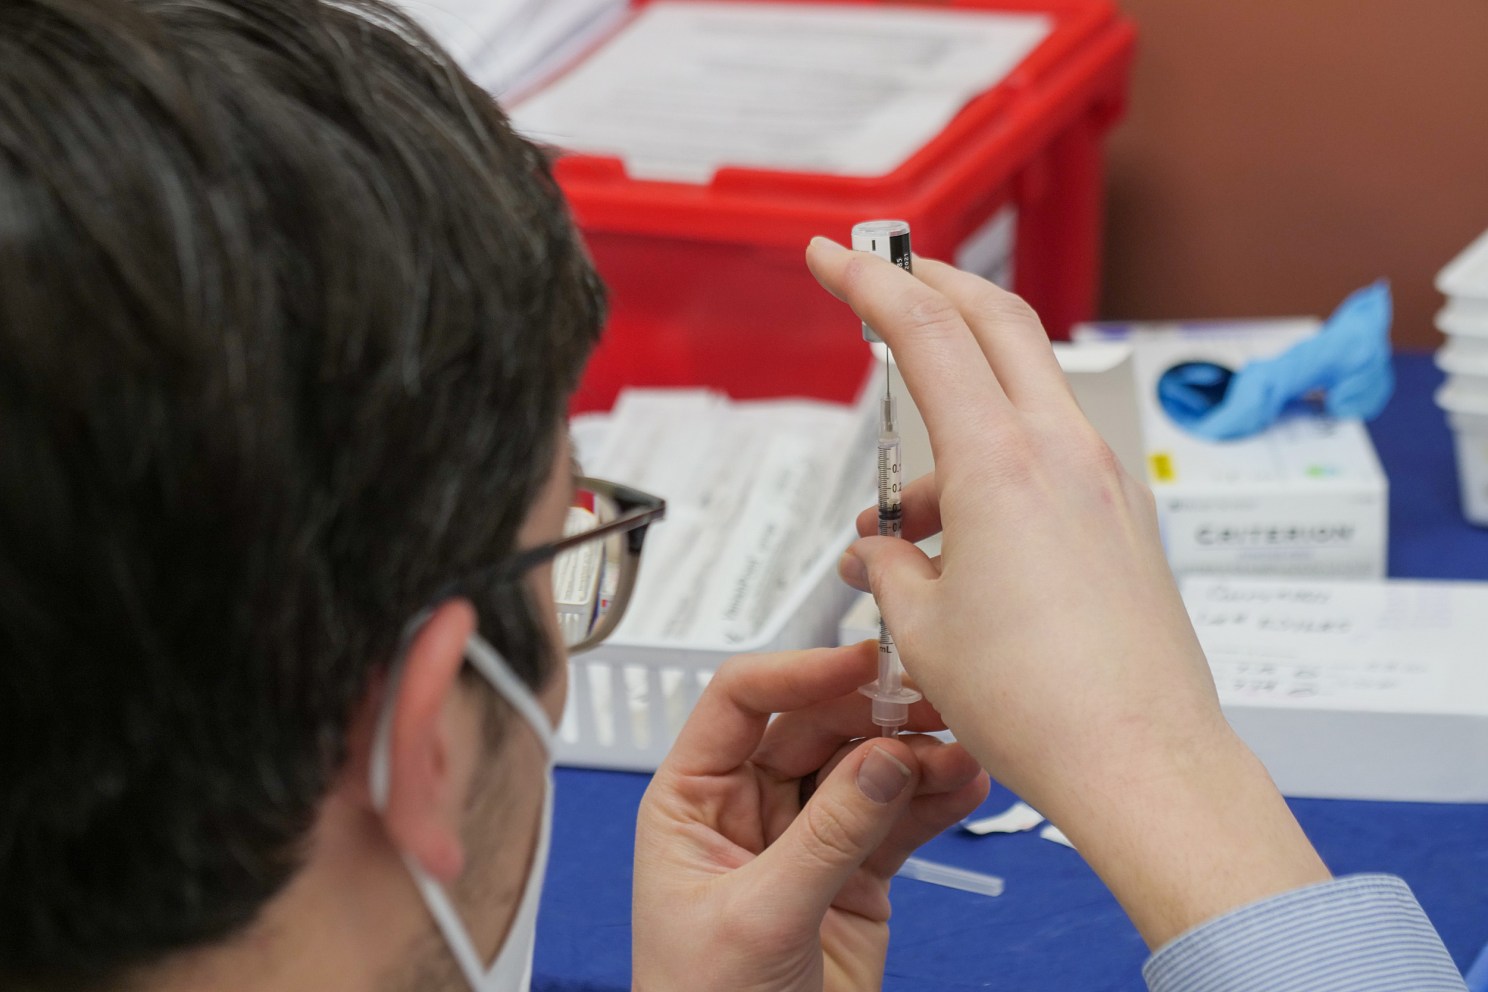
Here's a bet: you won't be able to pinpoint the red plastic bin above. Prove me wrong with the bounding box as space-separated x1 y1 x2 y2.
539 0 1136 412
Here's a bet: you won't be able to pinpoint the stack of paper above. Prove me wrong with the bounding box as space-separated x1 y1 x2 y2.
391 0 627 97
572 387 875 647
509 1 1052 181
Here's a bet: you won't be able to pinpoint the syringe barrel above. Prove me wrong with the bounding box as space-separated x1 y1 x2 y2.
877 435 902 540
877 393 902 539
878 625 901 690
851 220 912 343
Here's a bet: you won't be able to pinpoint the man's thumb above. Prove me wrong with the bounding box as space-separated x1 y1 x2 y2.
750 740 918 927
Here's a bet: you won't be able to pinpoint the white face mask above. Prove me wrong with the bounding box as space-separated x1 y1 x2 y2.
370 630 555 992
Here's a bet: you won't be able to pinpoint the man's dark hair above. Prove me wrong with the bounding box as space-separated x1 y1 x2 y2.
0 0 603 987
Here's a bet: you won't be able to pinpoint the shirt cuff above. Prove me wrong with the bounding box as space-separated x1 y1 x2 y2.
1143 874 1466 992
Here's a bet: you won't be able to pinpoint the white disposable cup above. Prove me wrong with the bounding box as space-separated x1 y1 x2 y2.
1437 302 1488 339
1435 345 1488 393
1448 339 1488 363
1437 334 1488 364
1435 382 1488 527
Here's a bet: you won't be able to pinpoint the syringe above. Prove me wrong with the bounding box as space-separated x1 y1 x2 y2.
851 220 923 736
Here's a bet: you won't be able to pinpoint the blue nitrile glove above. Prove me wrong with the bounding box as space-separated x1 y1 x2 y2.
1188 280 1394 441
1156 361 1236 431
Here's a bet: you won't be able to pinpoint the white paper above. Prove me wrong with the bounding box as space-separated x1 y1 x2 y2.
1039 824 1075 849
391 0 627 96
1180 577 1488 712
510 1 1052 181
392 0 535 68
568 412 613 469
1181 577 1488 802
584 387 874 647
961 801 1044 836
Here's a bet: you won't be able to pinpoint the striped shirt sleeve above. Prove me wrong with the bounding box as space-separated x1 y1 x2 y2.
1143 874 1467 992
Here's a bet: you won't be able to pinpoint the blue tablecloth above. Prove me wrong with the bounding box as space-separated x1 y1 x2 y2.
536 352 1488 991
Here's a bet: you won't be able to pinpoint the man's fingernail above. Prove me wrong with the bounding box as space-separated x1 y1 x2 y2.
839 551 868 588
808 236 847 253
857 745 911 804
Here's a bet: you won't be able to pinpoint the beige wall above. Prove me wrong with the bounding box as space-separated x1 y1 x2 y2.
1101 1 1488 349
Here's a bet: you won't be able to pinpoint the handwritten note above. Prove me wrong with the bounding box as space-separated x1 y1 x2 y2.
1181 576 1488 801
1181 578 1488 712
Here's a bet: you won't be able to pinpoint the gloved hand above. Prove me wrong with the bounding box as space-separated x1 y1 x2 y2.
1188 280 1394 441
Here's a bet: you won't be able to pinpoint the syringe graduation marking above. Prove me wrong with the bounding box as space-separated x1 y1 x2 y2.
878 418 902 537
877 381 903 537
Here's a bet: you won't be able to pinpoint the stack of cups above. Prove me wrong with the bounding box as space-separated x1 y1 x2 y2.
1436 228 1488 526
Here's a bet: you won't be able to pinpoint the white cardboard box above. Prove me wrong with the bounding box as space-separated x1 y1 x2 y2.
1184 576 1488 802
1075 319 1389 580
880 339 1146 492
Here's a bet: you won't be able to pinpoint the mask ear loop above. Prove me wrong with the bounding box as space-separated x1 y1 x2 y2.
369 613 556 990
369 611 430 813
462 632 557 989
370 611 557 803
465 634 557 751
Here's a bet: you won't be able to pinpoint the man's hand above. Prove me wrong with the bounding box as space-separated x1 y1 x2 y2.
633 642 988 992
805 239 1330 949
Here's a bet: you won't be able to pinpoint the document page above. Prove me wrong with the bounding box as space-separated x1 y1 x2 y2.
1181 577 1488 712
510 1 1053 181
392 0 627 96
578 388 875 647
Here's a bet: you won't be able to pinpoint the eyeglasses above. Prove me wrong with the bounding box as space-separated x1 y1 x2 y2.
477 477 666 654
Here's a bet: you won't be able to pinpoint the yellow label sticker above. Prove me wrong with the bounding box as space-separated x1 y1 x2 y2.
1149 452 1175 483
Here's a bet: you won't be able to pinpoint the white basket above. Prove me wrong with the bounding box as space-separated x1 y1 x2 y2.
554 527 860 771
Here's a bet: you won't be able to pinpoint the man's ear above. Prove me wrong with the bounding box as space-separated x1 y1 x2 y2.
376 599 478 883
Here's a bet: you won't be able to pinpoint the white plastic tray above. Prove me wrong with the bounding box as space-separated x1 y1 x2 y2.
555 526 859 771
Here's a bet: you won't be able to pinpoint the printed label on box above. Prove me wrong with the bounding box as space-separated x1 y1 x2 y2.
1075 319 1389 579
